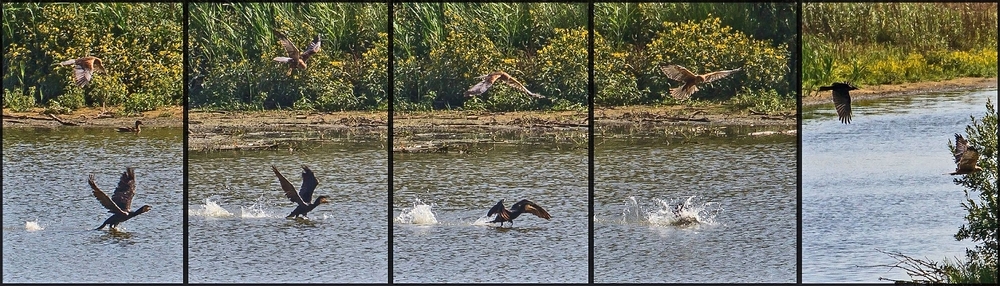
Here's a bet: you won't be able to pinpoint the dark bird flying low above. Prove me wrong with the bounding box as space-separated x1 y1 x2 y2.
272 165 329 219
950 133 983 175
486 199 551 227
818 82 859 124
89 167 152 230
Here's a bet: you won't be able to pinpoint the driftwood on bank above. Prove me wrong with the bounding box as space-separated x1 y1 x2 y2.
48 114 80 126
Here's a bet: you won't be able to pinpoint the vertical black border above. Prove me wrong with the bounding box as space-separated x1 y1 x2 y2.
386 0 395 284
796 1 804 284
587 1 596 284
181 1 190 284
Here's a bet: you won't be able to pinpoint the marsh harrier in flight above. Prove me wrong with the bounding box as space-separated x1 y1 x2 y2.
950 134 983 175
659 64 741 100
273 30 321 76
465 71 545 99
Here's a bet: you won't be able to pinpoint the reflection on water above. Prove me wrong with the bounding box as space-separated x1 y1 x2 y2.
595 134 797 283
393 143 588 283
187 141 387 283
802 89 994 282
2 127 183 283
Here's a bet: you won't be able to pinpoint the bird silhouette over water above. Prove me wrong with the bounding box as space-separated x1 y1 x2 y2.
272 165 329 219
117 120 143 133
950 134 983 175
818 82 858 124
273 30 321 76
89 167 152 230
486 199 551 227
465 71 545 99
60 56 105 88
659 64 741 100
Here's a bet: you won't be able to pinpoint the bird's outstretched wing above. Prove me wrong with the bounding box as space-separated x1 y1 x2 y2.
701 68 741 83
300 35 321 61
110 167 136 212
659 64 696 82
517 199 551 219
274 30 301 60
502 75 545 99
486 199 506 217
299 165 319 204
831 88 852 124
89 174 127 215
953 134 969 163
465 76 496 97
273 166 306 206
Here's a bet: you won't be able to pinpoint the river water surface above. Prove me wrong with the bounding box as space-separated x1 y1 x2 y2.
393 141 589 283
2 127 183 283
802 88 995 282
594 131 797 283
187 140 387 283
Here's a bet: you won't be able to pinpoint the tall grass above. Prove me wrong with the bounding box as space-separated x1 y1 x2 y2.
2 3 182 114
801 3 998 94
188 3 387 111
393 3 587 112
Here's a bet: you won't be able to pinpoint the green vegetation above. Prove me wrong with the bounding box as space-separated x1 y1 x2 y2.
802 3 998 95
188 3 387 112
393 3 587 112
2 3 182 115
594 3 797 114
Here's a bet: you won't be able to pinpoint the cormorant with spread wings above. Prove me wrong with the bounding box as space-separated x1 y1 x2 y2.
89 167 152 230
659 64 741 100
273 30 321 76
818 82 858 124
486 199 551 227
950 134 983 175
464 71 545 99
272 165 329 219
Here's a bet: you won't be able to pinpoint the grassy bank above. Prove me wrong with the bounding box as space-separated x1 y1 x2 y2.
594 3 797 114
802 3 998 96
393 3 587 112
188 3 387 112
2 3 182 116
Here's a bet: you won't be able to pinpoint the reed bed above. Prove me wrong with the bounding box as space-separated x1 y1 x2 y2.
188 3 387 111
393 3 587 112
2 3 182 115
801 3 998 95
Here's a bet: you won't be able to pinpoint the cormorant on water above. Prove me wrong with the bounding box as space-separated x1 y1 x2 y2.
272 165 329 219
486 199 551 227
89 167 152 230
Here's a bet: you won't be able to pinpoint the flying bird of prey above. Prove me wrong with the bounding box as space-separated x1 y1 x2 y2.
659 64 741 100
818 82 859 124
273 30 321 76
464 71 545 99
60 56 105 87
950 134 983 175
89 167 152 230
486 199 551 227
272 165 329 219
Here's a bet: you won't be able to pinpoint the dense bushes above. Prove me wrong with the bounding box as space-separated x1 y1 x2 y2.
188 3 387 111
2 3 182 115
802 3 998 94
594 3 796 112
393 3 587 112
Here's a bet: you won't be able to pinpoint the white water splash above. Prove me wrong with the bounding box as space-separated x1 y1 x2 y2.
621 195 722 227
240 195 275 218
24 221 43 231
191 198 234 217
395 197 438 225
